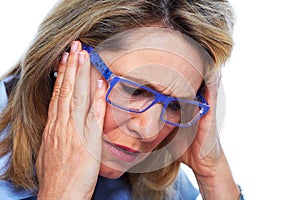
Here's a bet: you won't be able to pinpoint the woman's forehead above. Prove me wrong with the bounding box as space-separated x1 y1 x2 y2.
95 27 210 97
107 49 203 99
97 27 211 76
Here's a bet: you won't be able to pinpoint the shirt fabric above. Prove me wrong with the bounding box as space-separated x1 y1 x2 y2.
0 76 200 200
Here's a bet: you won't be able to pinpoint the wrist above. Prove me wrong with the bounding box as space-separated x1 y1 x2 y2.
196 174 240 200
194 152 240 200
38 189 93 200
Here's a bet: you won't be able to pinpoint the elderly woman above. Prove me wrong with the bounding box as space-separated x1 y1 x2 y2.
0 0 243 199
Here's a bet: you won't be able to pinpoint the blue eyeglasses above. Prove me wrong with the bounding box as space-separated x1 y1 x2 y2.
82 44 210 127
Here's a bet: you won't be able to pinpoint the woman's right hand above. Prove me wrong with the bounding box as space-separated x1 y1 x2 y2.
36 41 107 200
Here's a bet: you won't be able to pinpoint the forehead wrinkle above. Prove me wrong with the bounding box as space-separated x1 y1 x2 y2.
166 72 197 99
116 66 198 99
106 49 204 78
100 48 204 99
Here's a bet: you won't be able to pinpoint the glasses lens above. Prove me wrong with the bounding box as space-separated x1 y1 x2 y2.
107 77 205 127
162 99 201 126
107 80 156 112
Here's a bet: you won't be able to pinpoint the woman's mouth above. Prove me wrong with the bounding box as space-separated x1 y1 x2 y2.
104 141 141 162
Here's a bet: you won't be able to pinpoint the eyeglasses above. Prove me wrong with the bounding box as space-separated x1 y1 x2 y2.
82 44 210 127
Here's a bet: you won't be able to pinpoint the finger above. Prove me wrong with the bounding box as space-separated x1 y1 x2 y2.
198 84 220 158
72 50 91 131
72 50 91 113
85 79 107 138
203 82 219 115
190 82 217 149
57 41 81 122
48 52 69 120
206 76 220 104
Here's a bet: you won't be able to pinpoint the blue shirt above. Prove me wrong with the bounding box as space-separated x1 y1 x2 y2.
0 76 200 200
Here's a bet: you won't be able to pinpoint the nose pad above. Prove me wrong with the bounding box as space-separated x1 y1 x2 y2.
126 104 164 142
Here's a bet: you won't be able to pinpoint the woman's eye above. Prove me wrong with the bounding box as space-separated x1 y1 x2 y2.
121 84 145 96
167 100 181 111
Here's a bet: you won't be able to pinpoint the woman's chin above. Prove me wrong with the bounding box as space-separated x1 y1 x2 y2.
98 164 125 179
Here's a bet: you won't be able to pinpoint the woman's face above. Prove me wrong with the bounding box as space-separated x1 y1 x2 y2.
89 30 206 178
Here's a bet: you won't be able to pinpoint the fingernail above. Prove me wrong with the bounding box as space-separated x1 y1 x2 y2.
61 52 69 64
71 41 79 52
97 80 104 89
78 52 85 65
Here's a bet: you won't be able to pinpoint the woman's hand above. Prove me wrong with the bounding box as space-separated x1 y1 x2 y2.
36 41 107 200
180 80 240 200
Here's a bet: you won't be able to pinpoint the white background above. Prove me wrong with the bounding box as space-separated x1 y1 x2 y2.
1 1 300 199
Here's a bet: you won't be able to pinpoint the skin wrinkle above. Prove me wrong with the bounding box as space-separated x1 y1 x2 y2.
106 51 202 99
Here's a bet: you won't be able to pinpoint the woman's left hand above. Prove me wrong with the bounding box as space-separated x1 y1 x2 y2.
179 80 240 200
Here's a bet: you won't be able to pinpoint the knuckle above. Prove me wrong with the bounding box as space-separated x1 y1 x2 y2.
51 87 60 101
88 109 99 121
72 94 87 107
59 80 73 98
56 70 65 77
94 95 105 103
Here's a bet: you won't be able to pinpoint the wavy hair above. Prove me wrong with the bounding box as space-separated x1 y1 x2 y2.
0 0 234 199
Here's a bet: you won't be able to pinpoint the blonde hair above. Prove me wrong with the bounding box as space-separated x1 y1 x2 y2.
0 0 234 199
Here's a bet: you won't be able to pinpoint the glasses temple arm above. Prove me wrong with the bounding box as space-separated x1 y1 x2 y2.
196 90 209 105
82 44 113 81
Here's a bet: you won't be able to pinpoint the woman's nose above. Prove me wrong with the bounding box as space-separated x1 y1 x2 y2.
126 104 164 142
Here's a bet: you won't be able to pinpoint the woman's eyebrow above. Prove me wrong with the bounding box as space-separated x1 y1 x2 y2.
120 74 194 99
123 74 169 93
121 74 152 85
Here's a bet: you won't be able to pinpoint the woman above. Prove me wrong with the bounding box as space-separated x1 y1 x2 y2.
0 0 243 199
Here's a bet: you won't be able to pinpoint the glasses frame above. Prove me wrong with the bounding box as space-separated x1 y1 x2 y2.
82 44 210 127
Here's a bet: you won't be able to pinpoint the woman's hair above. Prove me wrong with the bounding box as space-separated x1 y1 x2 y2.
0 0 234 199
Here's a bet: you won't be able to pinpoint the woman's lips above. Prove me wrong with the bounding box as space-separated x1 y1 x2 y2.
104 141 141 162
113 144 140 153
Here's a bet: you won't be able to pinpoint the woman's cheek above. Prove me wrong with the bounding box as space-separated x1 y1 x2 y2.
146 127 177 152
102 106 121 134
